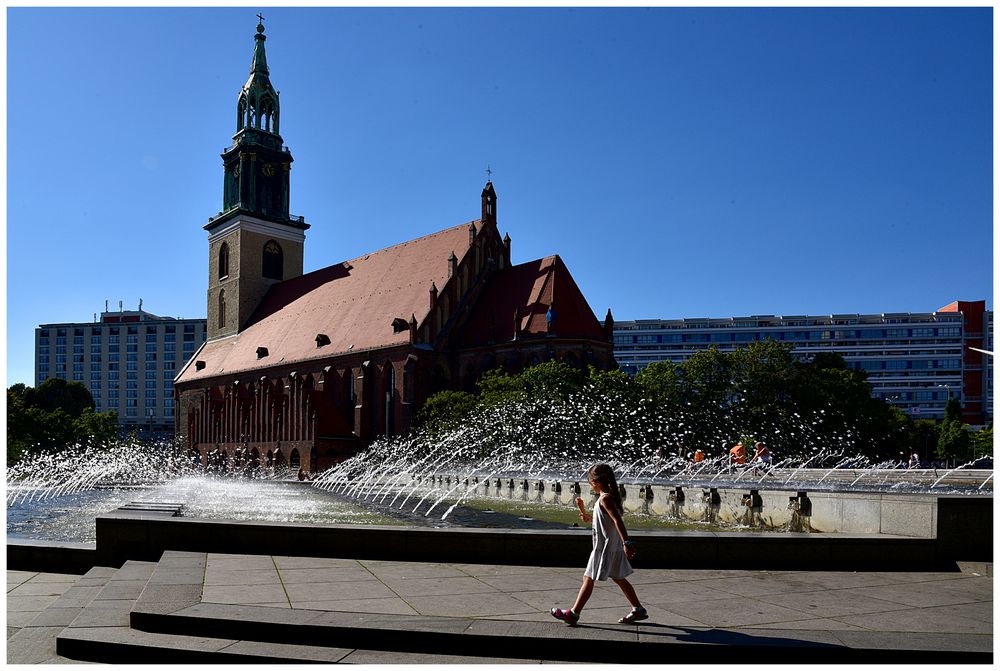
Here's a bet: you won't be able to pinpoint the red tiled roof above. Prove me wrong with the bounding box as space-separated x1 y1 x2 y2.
177 220 484 383
457 255 605 345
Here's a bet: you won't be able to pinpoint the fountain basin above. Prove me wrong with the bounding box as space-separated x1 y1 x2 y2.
32 491 988 572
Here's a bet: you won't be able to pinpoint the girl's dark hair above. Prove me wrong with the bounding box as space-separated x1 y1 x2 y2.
588 463 623 514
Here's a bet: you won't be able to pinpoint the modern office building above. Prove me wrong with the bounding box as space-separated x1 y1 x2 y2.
35 307 207 434
614 300 992 426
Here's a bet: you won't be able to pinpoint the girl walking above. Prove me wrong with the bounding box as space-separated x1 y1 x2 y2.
550 463 648 625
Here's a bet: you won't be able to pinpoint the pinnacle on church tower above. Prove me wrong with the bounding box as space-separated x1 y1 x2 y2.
204 19 309 341
237 17 280 137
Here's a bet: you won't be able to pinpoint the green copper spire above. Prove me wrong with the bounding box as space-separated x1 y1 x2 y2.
251 19 269 76
236 19 280 136
212 18 306 229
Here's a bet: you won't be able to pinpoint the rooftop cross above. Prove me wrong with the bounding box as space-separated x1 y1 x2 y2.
485 164 493 181
257 12 265 26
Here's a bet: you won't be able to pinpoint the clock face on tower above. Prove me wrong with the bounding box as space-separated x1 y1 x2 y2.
261 163 275 177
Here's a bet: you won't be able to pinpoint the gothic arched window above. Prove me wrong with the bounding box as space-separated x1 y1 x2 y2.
218 289 226 330
262 240 283 280
218 242 230 279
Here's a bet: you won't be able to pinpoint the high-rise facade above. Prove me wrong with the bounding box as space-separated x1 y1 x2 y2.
614 300 992 426
35 308 207 433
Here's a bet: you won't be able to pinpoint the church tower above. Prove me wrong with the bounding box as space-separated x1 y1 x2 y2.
205 19 309 340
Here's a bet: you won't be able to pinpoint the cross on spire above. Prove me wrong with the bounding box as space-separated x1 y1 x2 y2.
257 12 265 26
485 164 493 181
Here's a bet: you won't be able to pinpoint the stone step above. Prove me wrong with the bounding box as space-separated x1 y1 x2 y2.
54 551 993 664
55 552 543 663
54 560 157 663
6 565 116 664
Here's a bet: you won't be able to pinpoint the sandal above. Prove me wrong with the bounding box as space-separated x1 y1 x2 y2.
618 606 648 624
550 607 580 625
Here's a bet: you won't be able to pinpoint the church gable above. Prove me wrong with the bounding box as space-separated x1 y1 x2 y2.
455 255 605 347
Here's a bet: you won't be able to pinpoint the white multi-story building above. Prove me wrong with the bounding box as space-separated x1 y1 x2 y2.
614 300 992 426
35 307 207 433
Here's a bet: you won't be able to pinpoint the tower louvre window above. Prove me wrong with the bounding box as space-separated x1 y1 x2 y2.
262 240 283 280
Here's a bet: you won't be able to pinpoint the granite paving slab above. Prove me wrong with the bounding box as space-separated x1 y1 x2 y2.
276 566 376 583
8 626 75 664
205 553 275 569
833 604 994 634
474 571 587 592
450 562 549 577
402 592 540 618
284 579 396 602
380 575 499 597
695 573 832 597
7 595 63 613
359 560 471 579
66 599 137 628
8 580 80 597
293 596 419 615
203 568 280 586
272 555 365 570
658 594 825 628
16 572 81 584
201 583 289 605
757 588 913 618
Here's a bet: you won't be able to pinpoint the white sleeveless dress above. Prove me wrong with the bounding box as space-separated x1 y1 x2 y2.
584 493 633 581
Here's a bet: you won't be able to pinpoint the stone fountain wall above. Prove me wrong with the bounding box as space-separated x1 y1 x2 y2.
420 475 950 537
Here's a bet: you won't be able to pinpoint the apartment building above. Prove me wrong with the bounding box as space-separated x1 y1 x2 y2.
614 300 992 426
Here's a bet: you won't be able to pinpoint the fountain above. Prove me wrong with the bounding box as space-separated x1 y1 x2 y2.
7 388 992 572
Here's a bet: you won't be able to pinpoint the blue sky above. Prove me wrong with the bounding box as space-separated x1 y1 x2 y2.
6 7 994 387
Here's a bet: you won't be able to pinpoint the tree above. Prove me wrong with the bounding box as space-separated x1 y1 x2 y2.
477 360 586 407
24 377 95 416
971 424 992 461
937 419 972 463
416 390 478 434
6 381 117 463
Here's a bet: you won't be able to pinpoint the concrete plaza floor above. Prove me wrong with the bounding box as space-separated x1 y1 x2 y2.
7 555 993 663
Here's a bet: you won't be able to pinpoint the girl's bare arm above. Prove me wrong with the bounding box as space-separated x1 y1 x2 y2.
600 496 630 544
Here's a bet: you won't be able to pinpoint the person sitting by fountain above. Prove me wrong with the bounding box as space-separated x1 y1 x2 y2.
693 449 705 463
550 463 646 626
750 442 772 475
908 452 920 469
729 442 747 472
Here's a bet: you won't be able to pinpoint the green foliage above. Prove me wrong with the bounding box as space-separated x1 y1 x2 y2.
971 424 993 459
937 418 973 462
943 397 963 423
477 360 586 406
6 381 118 464
408 347 929 463
23 377 96 416
416 390 478 435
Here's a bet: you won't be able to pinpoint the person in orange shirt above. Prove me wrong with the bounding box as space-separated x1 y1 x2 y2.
729 443 746 472
693 449 705 463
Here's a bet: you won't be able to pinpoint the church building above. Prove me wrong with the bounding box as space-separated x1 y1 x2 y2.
174 22 616 472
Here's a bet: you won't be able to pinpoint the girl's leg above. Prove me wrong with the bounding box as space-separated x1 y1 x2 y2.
612 578 642 608
571 576 595 613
